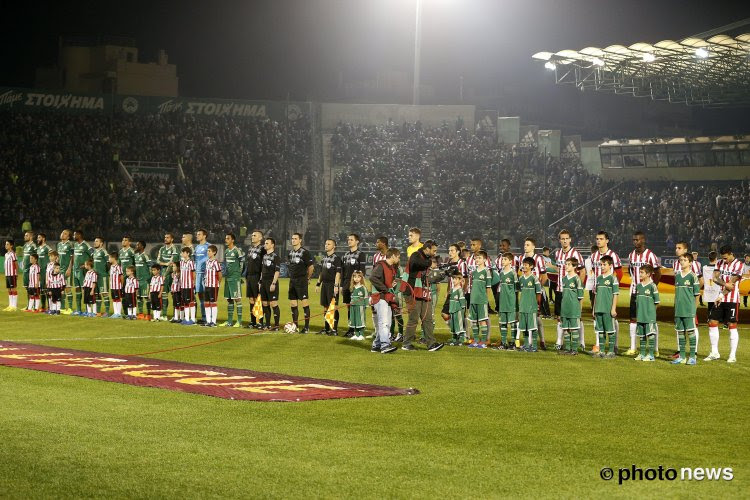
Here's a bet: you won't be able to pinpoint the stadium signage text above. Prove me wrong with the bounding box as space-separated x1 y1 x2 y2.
155 99 268 118
0 342 418 402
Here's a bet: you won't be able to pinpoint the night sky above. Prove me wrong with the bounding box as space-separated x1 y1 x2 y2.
2 0 749 132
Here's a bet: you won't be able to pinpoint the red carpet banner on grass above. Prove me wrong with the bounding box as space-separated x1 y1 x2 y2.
0 342 418 402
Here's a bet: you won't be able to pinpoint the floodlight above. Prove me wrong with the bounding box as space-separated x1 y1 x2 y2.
544 61 556 70
695 47 709 58
642 53 656 62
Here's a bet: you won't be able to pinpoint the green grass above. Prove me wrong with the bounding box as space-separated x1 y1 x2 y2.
1 280 748 498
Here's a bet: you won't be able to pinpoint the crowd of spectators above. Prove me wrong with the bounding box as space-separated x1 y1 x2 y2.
331 121 750 255
0 112 312 241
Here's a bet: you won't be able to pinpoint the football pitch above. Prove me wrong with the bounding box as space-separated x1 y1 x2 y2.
1 279 748 498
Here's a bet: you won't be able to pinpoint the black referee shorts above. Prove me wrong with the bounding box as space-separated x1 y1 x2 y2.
629 294 637 320
320 282 339 308
260 280 278 302
342 287 352 304
246 274 261 299
288 277 309 301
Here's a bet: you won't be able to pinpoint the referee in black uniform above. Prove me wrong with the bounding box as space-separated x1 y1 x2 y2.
288 232 314 333
260 238 281 331
341 233 367 338
316 239 342 335
244 229 265 328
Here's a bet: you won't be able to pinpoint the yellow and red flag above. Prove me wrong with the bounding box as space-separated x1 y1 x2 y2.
324 299 336 330
253 295 264 320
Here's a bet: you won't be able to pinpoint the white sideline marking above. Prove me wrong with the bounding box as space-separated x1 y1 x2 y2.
2 333 255 342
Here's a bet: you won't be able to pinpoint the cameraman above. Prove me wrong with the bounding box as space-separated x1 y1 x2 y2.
402 240 444 352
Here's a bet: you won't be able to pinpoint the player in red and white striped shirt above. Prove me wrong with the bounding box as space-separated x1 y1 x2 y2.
522 237 549 349
123 268 138 319
26 255 41 312
47 262 65 314
626 232 662 355
3 239 19 311
706 245 744 363
108 252 124 318
170 262 182 322
590 231 622 352
149 264 164 321
180 247 196 324
203 251 222 326
553 230 586 350
82 261 98 316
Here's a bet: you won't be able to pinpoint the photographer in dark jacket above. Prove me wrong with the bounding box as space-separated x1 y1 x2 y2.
402 240 444 352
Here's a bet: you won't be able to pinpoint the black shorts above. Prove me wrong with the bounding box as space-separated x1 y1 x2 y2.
205 286 219 304
554 292 562 317
5 276 16 289
181 288 195 306
111 288 122 301
288 277 309 301
123 292 137 309
442 297 450 316
342 287 352 304
150 291 163 311
260 280 278 302
172 291 182 308
629 294 637 320
319 282 339 308
28 287 41 298
709 302 739 325
246 275 261 298
50 288 62 301
84 288 95 305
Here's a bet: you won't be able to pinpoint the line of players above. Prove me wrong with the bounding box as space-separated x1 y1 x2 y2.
2 227 744 362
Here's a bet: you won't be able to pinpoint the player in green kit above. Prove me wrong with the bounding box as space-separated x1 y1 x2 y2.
158 233 180 322
134 240 152 320
672 254 700 365
119 236 136 270
447 273 467 346
493 252 518 350
56 229 75 314
35 233 51 311
593 255 619 358
468 251 493 348
519 257 542 352
72 230 92 315
559 257 584 356
221 233 246 327
634 264 659 362
92 237 110 316
21 231 37 310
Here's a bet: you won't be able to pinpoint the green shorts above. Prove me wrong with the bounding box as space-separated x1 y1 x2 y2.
674 316 696 332
162 269 173 289
636 322 657 337
519 312 537 332
95 276 109 294
62 269 73 288
224 279 242 300
594 312 615 334
468 303 488 322
22 271 29 287
74 269 86 288
138 280 149 297
560 317 580 330
498 311 517 325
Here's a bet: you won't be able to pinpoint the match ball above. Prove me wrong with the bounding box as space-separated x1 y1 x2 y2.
283 322 298 333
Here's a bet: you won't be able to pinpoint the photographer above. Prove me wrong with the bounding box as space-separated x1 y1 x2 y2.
402 240 444 352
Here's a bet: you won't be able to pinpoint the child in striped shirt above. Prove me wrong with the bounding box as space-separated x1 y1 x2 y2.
124 266 138 320
26 254 41 312
83 260 98 317
108 252 124 319
170 262 182 323
149 264 164 322
48 262 65 314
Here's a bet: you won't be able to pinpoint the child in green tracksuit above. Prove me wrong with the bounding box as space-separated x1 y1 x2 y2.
635 264 659 362
673 254 700 365
349 271 369 341
559 257 584 355
593 255 619 358
495 252 518 350
468 251 493 348
518 257 542 352
448 274 467 346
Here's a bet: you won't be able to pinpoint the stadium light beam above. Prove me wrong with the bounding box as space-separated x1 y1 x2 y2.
642 53 656 63
544 61 556 70
695 47 709 58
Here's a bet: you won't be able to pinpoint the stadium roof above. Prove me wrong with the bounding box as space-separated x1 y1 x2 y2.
532 33 750 108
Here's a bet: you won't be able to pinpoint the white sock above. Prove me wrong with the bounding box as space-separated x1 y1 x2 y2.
92 304 97 314
729 328 739 359
709 326 720 355
213 306 218 323
629 322 637 350
190 306 196 322
694 328 699 353
579 322 585 348
556 322 563 346
654 323 659 351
